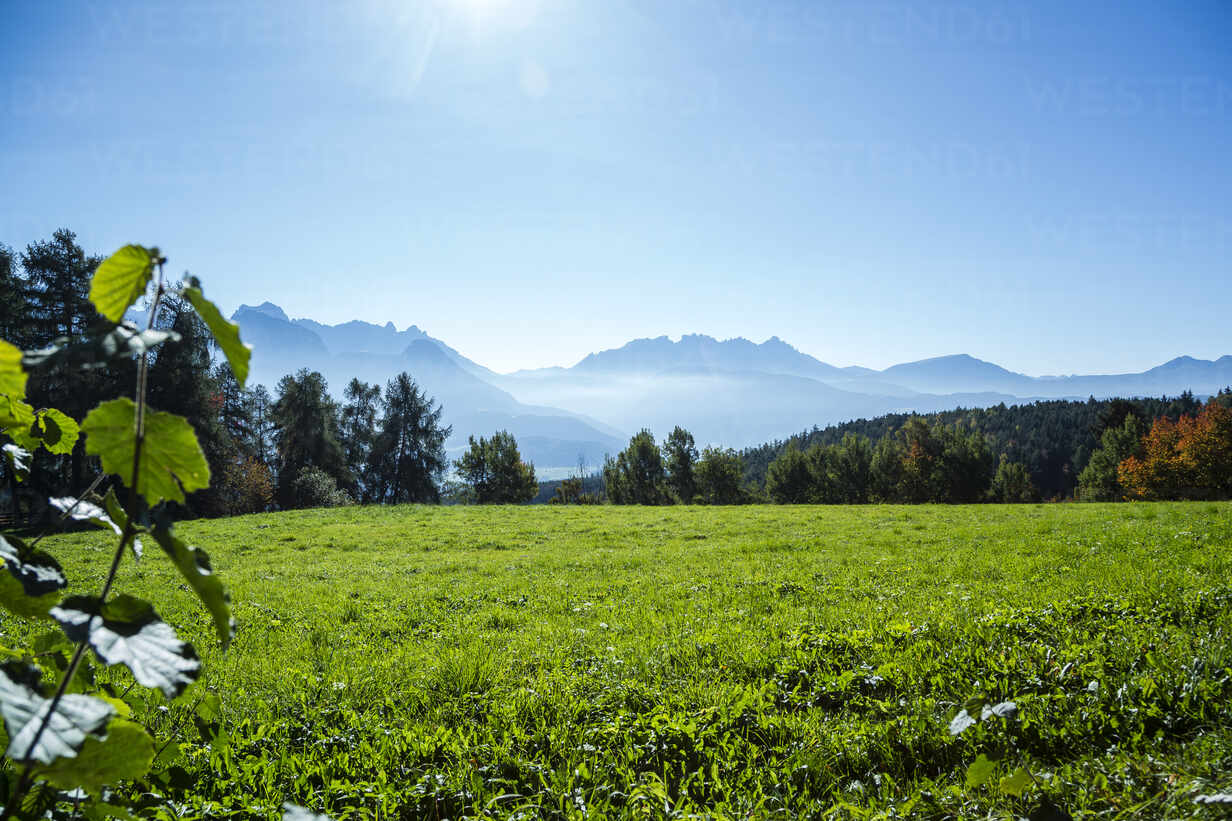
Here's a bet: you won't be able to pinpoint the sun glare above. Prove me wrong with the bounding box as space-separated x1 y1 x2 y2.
452 0 519 21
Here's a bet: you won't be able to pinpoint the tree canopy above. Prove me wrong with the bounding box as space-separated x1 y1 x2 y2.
603 430 670 505
272 369 350 509
455 430 537 504
368 373 450 504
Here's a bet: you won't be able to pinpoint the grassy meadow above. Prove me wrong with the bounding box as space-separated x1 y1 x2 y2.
26 503 1232 819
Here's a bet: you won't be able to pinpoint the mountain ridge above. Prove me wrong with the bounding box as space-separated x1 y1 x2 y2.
228 304 623 471
225 303 1231 467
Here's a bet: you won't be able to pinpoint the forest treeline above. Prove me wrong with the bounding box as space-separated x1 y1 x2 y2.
739 392 1232 503
556 393 1230 506
3 230 1230 516
1 230 530 519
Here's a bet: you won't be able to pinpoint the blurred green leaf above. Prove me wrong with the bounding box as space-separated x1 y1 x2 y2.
81 802 138 821
965 753 997 788
0 339 26 399
29 409 79 456
183 285 251 389
101 487 143 558
1194 794 1232 805
999 767 1033 797
151 526 235 649
0 394 35 434
195 691 221 721
89 245 154 323
83 398 210 505
283 803 334 821
48 496 119 536
984 700 1018 720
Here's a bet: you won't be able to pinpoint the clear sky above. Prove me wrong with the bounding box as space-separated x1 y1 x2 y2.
2 0 1229 375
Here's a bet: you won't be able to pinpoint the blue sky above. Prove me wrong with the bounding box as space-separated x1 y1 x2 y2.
2 0 1229 375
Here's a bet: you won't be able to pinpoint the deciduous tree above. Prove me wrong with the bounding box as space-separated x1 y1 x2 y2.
454 430 537 504
1118 401 1232 500
766 442 812 503
992 455 1038 502
695 446 745 505
603 430 669 505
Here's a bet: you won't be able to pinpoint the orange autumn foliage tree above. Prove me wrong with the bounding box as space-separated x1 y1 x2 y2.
1118 401 1232 500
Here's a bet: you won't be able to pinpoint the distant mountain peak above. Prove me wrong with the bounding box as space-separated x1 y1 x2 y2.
915 353 980 364
402 337 451 361
569 332 844 380
235 301 289 322
887 353 1012 371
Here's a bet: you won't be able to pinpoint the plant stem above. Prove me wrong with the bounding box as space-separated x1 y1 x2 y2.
1 265 166 820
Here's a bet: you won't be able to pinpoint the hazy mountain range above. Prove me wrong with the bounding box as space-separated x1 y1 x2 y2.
229 303 1232 477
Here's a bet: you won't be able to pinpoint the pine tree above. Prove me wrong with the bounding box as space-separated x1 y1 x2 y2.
663 426 698 503
368 373 450 504
272 369 350 508
339 378 382 502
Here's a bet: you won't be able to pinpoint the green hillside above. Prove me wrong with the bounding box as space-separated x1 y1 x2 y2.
28 503 1232 818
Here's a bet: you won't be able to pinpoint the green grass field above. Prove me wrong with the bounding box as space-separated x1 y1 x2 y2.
27 503 1232 819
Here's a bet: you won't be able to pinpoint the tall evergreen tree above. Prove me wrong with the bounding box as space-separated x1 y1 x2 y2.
20 229 98 346
869 434 904 503
368 373 450 504
339 378 382 503
19 230 125 495
214 364 247 446
0 243 25 346
272 369 349 508
663 425 698 503
992 456 1038 502
243 384 277 470
828 433 872 504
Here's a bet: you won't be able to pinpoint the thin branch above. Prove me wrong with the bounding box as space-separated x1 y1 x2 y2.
2 263 166 820
28 473 107 549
